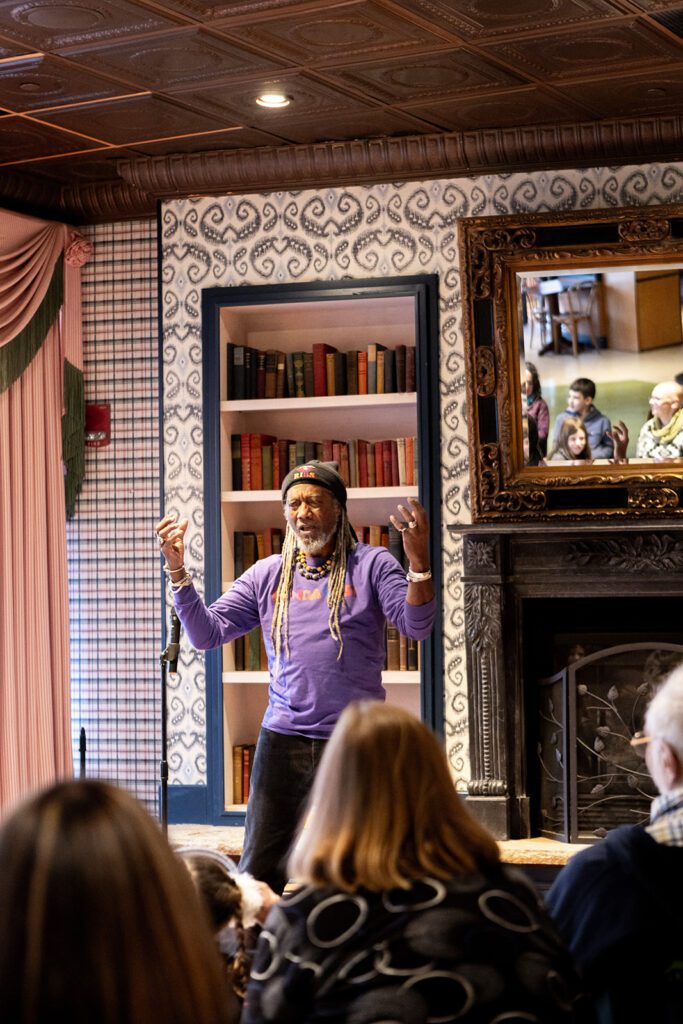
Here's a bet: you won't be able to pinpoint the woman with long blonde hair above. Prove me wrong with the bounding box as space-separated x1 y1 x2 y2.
243 701 583 1023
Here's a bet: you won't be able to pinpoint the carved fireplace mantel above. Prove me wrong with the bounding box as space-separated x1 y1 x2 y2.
453 521 683 840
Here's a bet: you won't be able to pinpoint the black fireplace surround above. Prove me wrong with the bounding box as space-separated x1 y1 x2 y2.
456 522 683 841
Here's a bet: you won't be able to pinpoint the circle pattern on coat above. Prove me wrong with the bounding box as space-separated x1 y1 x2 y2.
478 890 540 933
307 893 369 947
383 878 446 913
403 970 475 1022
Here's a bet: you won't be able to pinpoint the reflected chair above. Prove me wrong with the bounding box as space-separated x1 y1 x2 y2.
523 284 552 350
551 282 599 357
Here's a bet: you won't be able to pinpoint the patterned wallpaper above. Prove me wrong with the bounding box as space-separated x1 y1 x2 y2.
67 220 160 810
160 162 683 794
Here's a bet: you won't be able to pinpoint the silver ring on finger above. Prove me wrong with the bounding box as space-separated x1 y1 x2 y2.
408 520 417 529
397 524 407 533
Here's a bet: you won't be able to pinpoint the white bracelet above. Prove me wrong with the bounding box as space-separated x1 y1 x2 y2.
169 571 193 591
406 567 432 583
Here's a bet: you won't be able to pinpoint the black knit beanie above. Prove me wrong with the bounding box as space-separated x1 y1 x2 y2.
281 460 347 506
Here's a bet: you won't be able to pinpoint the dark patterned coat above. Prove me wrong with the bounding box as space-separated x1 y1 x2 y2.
242 867 584 1023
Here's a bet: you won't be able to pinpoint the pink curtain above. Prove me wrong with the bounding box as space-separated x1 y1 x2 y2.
0 209 86 812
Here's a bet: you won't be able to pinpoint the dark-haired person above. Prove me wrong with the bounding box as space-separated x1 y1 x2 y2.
552 377 613 458
244 701 584 1024
157 461 435 893
0 780 236 1024
523 361 550 454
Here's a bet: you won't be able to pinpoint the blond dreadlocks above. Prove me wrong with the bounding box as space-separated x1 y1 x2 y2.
270 504 356 675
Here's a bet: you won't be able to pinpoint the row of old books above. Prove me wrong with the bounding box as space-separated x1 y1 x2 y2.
227 342 416 400
231 434 417 491
232 743 256 804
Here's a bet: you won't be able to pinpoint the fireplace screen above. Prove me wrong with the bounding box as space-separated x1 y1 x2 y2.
537 643 683 843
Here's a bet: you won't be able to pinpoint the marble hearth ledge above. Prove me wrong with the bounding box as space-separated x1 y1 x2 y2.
168 825 588 867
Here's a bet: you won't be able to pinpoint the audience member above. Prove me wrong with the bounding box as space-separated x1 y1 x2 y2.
636 380 683 460
547 662 683 1022
524 411 545 466
180 848 278 1006
548 416 591 461
523 361 550 454
0 780 236 1024
243 701 584 1024
552 378 613 458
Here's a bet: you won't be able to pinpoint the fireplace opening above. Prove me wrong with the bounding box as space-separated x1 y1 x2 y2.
522 598 683 843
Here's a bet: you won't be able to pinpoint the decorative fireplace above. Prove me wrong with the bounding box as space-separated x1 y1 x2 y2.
457 523 683 841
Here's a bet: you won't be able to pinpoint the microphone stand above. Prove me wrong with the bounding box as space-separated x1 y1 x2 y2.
159 608 181 836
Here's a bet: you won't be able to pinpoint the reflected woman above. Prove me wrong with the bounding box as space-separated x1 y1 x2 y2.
523 362 550 455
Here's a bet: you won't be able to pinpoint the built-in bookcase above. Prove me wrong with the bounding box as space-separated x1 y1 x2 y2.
202 277 442 823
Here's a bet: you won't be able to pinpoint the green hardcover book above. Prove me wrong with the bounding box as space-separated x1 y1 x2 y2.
247 626 262 671
304 351 315 397
292 352 306 398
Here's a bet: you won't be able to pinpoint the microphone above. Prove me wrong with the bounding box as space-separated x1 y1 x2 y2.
168 608 181 674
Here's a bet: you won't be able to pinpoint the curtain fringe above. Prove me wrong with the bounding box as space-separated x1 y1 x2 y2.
0 256 64 394
62 359 85 519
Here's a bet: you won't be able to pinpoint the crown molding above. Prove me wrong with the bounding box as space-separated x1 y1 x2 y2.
4 113 682 224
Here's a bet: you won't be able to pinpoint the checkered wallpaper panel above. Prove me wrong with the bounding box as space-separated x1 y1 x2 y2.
66 219 161 813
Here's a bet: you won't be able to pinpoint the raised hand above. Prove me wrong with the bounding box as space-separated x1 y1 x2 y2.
155 514 189 571
389 498 430 572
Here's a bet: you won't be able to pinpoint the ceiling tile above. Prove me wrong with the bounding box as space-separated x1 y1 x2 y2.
389 0 627 42
148 0 316 19
484 19 683 79
403 86 590 131
321 49 526 103
17 146 137 181
174 71 375 123
0 36 31 57
0 1 183 52
128 125 285 154
36 93 237 145
258 106 437 145
59 27 286 89
0 53 140 111
223 0 455 66
0 113 103 161
554 66 683 116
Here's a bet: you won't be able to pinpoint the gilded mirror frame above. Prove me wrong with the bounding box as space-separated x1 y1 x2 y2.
459 204 683 521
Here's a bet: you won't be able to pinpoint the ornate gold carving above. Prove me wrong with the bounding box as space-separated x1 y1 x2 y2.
628 487 679 511
619 218 671 242
475 348 495 396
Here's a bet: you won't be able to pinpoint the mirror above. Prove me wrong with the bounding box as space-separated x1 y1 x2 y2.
459 204 683 520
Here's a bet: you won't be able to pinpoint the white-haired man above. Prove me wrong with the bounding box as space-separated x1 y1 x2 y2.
157 461 435 893
547 662 683 1022
636 380 683 460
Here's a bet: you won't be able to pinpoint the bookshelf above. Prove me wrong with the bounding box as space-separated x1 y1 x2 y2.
202 277 442 823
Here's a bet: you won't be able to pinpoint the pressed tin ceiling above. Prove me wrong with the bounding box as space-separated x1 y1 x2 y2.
0 0 682 222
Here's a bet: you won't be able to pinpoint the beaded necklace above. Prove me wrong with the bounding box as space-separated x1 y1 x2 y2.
297 549 333 581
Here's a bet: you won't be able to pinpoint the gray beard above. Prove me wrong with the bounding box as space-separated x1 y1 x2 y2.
296 526 337 556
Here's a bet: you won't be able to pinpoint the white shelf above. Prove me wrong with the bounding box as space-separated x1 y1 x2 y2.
222 671 419 685
221 393 415 414
221 485 418 503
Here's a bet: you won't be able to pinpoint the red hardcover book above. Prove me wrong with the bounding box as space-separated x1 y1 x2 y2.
312 343 337 396
240 433 252 490
390 439 400 486
340 443 350 486
405 436 414 485
367 443 376 487
277 439 289 486
250 434 276 491
374 442 384 487
357 440 369 488
332 441 344 478
264 349 278 399
382 440 393 487
322 439 334 462
326 352 336 396
357 351 368 395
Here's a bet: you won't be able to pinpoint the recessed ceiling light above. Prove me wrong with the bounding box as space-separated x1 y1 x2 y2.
255 92 290 108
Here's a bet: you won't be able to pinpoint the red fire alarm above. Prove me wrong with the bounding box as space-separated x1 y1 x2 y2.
85 402 111 447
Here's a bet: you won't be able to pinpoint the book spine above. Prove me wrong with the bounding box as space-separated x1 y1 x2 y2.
231 433 242 490
374 441 384 487
232 745 244 803
348 438 358 489
326 352 336 396
357 351 368 395
250 434 263 491
232 345 245 400
264 350 278 400
406 346 416 392
383 347 395 394
313 343 334 396
367 344 377 394
227 342 235 401
322 438 334 462
304 351 314 398
285 351 295 398
376 350 385 395
357 440 369 488
397 436 406 486
346 350 358 395
333 351 347 396
256 350 266 399
240 434 252 490
276 351 286 398
405 436 414 486
399 633 408 672
261 442 274 491
386 623 400 671
293 352 306 398
390 439 399 486
395 344 406 392
367 442 376 487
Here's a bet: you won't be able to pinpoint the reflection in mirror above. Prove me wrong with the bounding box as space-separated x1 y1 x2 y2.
518 266 683 468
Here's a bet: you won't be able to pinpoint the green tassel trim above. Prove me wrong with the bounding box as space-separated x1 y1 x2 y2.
0 256 64 394
62 359 85 519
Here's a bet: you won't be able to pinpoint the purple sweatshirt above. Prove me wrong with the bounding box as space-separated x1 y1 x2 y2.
173 542 436 739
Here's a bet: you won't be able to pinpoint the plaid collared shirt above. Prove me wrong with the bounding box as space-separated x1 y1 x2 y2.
646 785 683 847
